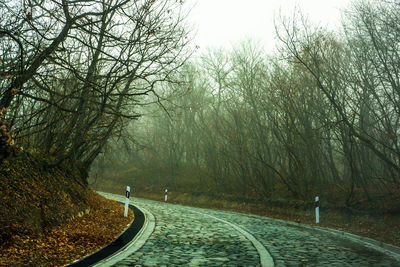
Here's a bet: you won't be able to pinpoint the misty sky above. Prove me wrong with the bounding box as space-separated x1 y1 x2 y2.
186 0 352 53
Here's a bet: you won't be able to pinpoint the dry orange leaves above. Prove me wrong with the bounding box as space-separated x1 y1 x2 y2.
0 193 134 266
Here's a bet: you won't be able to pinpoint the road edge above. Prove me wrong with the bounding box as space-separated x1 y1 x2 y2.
67 203 144 267
258 215 400 262
191 209 274 267
94 203 155 266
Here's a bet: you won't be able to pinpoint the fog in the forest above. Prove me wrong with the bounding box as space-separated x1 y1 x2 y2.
91 0 400 208
1 0 399 210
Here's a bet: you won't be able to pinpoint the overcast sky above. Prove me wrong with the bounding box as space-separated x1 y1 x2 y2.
185 0 352 53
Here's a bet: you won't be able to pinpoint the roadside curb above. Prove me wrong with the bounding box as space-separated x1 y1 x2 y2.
313 225 400 261
260 216 400 262
94 203 155 266
67 203 145 267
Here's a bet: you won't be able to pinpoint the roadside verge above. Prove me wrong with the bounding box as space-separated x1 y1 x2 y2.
93 203 155 267
260 215 400 262
68 204 145 267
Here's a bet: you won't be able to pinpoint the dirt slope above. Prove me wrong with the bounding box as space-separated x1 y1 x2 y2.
0 152 134 266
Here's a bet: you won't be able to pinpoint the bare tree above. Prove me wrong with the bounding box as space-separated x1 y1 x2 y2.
1 0 192 173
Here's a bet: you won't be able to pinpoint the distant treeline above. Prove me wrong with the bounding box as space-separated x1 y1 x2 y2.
93 0 400 210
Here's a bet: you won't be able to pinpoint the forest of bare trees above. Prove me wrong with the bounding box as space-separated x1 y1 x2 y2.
1 0 399 208
93 0 400 209
0 0 191 174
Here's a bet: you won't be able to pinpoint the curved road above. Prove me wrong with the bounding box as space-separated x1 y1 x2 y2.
96 192 400 267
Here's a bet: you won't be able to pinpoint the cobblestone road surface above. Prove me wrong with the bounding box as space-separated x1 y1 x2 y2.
98 193 400 266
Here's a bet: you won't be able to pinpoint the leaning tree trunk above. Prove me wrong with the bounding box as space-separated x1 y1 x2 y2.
0 108 20 164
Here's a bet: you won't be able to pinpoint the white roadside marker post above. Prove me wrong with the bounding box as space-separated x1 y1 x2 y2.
124 186 130 218
315 196 320 224
164 189 168 202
